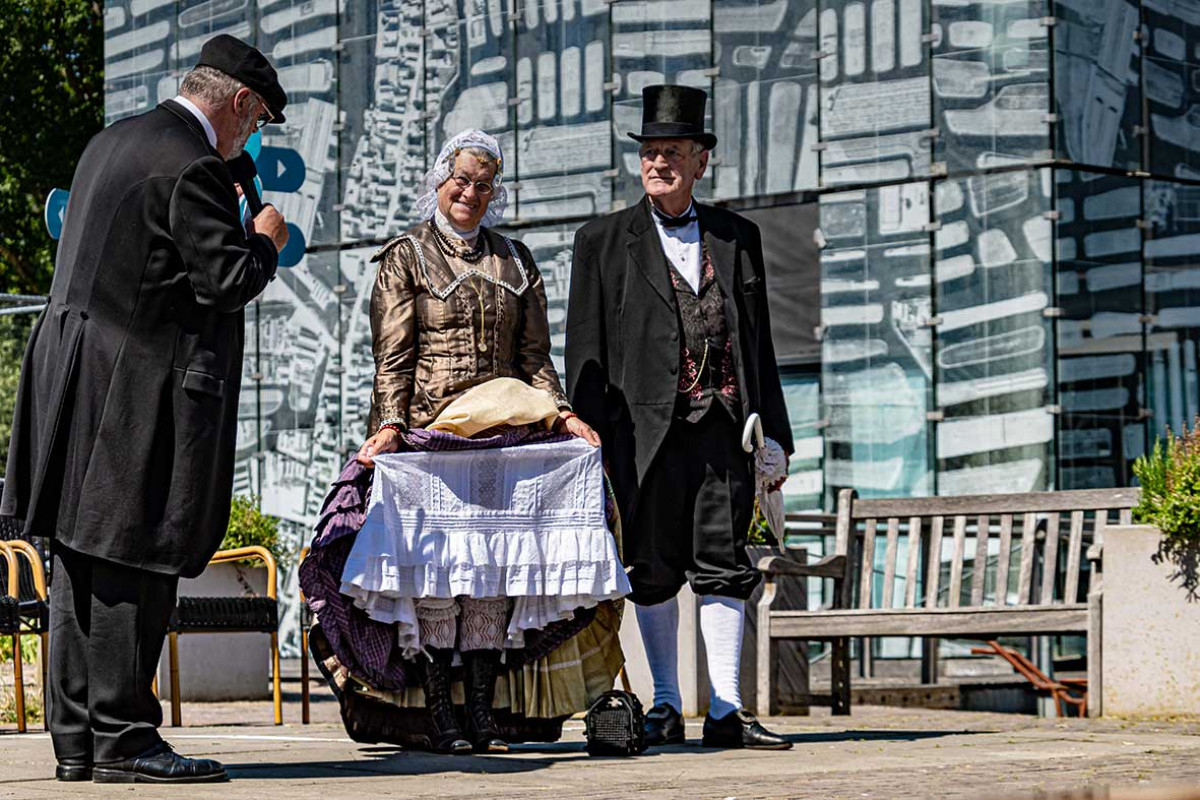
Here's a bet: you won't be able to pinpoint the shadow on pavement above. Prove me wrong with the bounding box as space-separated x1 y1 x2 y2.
783 729 983 744
223 736 790 778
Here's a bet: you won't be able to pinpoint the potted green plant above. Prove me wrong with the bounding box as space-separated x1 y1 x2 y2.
1131 422 1200 600
162 496 282 702
1097 421 1200 716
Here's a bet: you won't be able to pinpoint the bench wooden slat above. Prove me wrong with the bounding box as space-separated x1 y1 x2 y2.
1119 508 1132 525
881 518 900 609
925 516 944 609
1064 510 1085 604
767 605 1090 639
904 516 922 608
1017 512 1037 604
859 518 878 609
995 513 1014 606
948 516 967 608
757 554 847 580
835 489 855 609
971 514 990 607
850 487 1139 518
1040 512 1062 605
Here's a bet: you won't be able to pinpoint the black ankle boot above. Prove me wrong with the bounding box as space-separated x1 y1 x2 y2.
464 649 508 753
421 647 471 755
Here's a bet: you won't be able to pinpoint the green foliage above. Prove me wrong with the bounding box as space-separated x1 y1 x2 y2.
0 634 44 724
221 495 283 564
0 0 104 296
0 634 38 665
747 499 774 546
1132 420 1200 599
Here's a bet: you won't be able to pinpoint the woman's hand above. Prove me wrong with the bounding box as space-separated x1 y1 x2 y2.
356 427 402 468
556 413 601 447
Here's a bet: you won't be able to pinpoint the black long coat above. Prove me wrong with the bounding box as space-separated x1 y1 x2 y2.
0 100 278 578
565 198 793 526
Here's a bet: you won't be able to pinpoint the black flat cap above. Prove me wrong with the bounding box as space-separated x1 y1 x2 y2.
628 84 716 150
197 34 287 124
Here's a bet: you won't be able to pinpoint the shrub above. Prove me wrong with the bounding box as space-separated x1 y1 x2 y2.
1132 420 1200 600
220 495 283 566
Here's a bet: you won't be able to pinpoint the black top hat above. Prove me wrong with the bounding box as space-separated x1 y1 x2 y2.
197 34 288 124
628 84 717 151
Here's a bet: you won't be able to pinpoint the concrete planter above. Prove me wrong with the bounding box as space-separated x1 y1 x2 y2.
157 562 271 702
1099 525 1200 717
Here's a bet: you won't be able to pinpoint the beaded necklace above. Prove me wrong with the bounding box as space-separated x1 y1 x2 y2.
429 219 486 263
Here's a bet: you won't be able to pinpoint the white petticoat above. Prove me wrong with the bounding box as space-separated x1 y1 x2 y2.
340 439 630 658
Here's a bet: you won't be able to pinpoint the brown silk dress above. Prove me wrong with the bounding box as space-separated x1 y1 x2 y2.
367 221 569 436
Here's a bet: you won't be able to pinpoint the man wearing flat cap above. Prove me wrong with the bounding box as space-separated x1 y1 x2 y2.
566 84 793 750
1 35 289 784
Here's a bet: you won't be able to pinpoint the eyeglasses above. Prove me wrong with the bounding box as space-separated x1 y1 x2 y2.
250 92 275 131
639 144 695 164
449 173 495 196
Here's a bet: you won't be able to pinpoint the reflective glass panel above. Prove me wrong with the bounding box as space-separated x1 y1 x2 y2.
712 0 820 199
513 0 613 221
1054 0 1142 172
1055 169 1145 489
931 0 1051 174
1145 179 1200 437
817 0 933 187
820 181 933 500
933 168 1054 494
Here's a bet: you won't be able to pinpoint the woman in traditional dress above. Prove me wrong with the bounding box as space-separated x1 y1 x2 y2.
312 129 625 755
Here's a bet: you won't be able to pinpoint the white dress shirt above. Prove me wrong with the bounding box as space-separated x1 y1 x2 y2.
651 199 702 293
171 95 217 150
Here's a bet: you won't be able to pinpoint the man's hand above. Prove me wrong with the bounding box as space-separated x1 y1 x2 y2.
356 427 401 468
252 204 289 252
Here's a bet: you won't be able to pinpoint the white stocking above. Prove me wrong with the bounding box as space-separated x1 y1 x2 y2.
699 595 744 720
635 597 682 714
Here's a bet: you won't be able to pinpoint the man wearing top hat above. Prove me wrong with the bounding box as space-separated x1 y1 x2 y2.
566 85 793 750
1 36 289 783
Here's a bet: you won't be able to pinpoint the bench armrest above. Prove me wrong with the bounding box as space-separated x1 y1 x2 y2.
757 553 847 580
1087 542 1102 563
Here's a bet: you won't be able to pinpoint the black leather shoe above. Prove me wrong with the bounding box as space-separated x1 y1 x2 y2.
92 742 229 784
643 704 686 746
55 758 92 782
701 709 792 750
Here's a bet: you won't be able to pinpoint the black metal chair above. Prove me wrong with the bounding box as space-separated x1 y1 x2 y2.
0 515 48 733
165 546 282 726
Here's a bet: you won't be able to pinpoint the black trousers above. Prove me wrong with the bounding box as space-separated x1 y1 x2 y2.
48 542 178 763
626 406 757 606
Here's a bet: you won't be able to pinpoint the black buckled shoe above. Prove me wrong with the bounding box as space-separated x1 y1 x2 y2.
643 704 686 746
701 709 792 750
92 742 229 783
55 758 93 782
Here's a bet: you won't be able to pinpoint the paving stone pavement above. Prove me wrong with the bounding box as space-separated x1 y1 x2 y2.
2 699 1200 800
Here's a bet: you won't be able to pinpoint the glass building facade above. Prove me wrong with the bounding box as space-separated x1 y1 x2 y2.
103 0 1200 650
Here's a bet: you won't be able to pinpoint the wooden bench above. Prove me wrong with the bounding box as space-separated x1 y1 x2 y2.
755 487 1139 716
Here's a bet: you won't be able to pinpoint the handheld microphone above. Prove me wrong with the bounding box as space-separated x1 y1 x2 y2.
228 152 264 216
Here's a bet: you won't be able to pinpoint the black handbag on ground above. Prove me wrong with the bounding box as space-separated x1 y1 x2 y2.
584 689 647 757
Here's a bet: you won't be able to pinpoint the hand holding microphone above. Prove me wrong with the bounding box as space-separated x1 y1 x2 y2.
229 152 289 253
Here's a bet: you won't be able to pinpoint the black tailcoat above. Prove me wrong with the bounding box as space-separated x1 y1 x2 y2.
565 198 792 528
1 100 278 578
